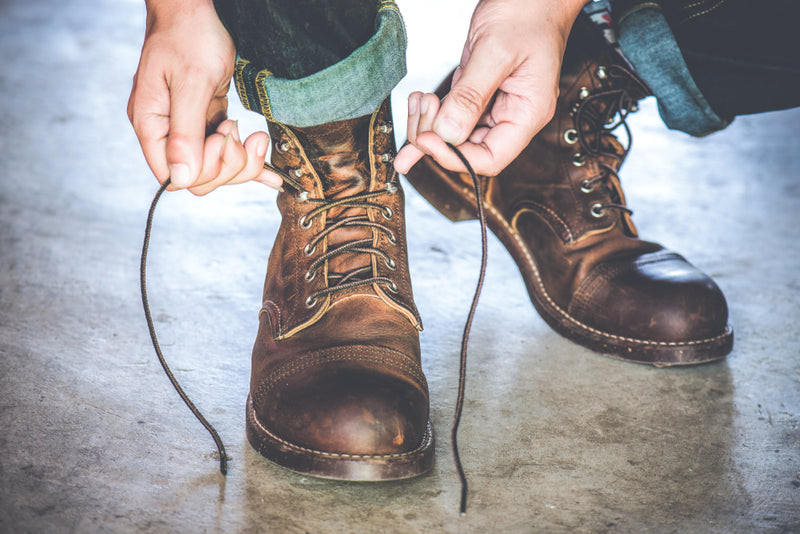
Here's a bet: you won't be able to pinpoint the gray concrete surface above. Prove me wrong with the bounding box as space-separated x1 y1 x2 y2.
1 0 798 532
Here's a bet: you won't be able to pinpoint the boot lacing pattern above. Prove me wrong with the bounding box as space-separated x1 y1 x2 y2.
276 125 402 308
570 64 650 219
141 134 487 516
297 183 401 307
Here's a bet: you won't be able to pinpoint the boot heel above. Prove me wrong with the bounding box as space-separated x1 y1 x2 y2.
404 156 478 223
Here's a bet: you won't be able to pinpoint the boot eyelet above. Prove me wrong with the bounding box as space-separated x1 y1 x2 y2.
630 103 639 113
387 281 399 294
305 295 318 308
381 206 393 220
580 180 594 194
304 270 316 282
386 231 397 245
385 182 398 194
303 243 316 256
385 258 397 270
563 128 579 145
596 66 608 80
590 203 605 218
298 190 310 202
378 124 393 134
299 215 314 229
379 153 393 163
572 153 586 167
579 87 591 100
293 168 304 178
275 141 291 153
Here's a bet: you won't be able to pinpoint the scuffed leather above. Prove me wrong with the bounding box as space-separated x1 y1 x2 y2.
406 15 732 363
249 99 432 466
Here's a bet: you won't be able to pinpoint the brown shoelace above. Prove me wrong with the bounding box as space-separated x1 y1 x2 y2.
573 64 649 218
140 144 487 514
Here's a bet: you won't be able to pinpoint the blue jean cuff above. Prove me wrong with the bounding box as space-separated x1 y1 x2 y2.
233 1 406 127
617 4 731 136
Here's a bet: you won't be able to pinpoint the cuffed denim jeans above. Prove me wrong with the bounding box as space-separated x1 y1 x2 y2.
216 0 800 135
216 0 405 128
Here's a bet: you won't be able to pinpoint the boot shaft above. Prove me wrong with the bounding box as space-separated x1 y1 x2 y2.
490 15 651 242
262 99 421 341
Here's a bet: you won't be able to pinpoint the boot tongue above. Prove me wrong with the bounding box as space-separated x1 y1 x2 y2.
299 115 376 281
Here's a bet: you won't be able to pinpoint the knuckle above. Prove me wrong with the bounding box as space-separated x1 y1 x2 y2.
448 85 487 116
486 163 504 177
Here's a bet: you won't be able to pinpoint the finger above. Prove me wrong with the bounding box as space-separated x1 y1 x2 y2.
397 92 442 174
405 92 423 145
188 133 237 195
165 78 217 188
394 143 426 174
253 166 285 190
416 93 440 139
224 131 274 186
195 129 244 189
433 42 513 145
413 131 470 174
237 132 284 189
135 113 172 186
417 119 530 177
405 92 440 154
128 75 172 185
189 125 281 195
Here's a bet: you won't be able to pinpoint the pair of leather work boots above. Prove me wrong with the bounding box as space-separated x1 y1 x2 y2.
247 15 733 481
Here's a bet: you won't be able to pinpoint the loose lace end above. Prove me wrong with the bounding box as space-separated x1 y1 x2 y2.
446 142 489 516
140 177 228 476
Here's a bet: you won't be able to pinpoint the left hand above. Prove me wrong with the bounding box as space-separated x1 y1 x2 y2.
395 0 587 176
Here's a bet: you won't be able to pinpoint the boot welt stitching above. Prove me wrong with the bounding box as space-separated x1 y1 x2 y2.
454 177 731 348
512 201 574 243
249 411 433 460
260 301 283 335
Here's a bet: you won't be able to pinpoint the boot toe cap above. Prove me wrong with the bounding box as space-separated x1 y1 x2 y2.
569 250 730 346
251 351 430 457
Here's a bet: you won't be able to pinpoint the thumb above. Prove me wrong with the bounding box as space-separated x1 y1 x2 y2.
433 44 512 144
165 80 216 188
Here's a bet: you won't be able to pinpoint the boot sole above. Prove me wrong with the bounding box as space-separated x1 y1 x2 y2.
246 395 435 481
404 157 734 366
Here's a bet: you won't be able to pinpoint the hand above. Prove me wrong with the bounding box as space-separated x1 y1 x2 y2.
127 0 282 194
395 0 587 177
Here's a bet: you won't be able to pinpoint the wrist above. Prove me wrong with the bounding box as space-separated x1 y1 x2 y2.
549 0 591 33
144 0 217 32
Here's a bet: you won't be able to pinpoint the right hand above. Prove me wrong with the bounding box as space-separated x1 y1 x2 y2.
127 0 282 194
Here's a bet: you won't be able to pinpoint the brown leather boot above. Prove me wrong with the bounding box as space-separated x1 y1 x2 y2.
404 15 733 365
247 100 434 480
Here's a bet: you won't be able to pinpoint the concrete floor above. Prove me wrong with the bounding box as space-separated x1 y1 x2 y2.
1 0 798 532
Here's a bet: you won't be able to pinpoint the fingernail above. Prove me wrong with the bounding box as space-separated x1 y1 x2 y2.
258 169 283 190
168 163 191 187
434 117 462 144
220 132 232 156
408 95 419 115
231 120 240 142
256 136 268 159
420 97 429 115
